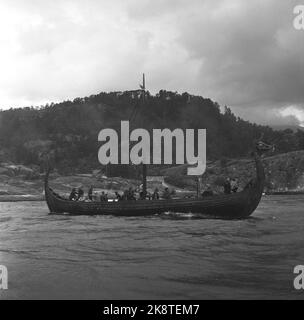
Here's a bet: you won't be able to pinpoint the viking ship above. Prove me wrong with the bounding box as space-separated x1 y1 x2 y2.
44 75 272 218
44 141 272 219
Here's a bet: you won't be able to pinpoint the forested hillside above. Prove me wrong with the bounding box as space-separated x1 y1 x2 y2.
0 90 303 175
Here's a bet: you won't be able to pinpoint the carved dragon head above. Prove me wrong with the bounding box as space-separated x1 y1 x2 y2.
255 140 274 156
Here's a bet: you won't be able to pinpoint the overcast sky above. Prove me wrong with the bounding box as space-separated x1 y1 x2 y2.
0 0 303 126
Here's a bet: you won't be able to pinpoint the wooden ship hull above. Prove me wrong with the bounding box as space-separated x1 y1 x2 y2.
45 185 261 219
44 150 267 219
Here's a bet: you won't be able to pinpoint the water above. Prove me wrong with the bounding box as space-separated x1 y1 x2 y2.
0 196 304 300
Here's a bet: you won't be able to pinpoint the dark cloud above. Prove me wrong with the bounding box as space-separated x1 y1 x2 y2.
175 1 303 105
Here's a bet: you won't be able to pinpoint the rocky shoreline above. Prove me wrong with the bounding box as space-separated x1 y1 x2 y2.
0 169 187 202
1 150 304 201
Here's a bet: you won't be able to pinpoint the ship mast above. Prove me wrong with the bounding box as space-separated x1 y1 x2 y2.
140 73 147 198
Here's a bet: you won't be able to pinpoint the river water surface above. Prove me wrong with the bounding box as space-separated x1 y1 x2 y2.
0 196 304 299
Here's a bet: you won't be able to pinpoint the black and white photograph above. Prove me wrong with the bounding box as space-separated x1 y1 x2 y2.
0 0 304 305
